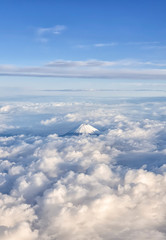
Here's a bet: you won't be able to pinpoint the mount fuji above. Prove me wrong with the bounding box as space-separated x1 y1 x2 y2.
64 123 100 136
74 123 99 134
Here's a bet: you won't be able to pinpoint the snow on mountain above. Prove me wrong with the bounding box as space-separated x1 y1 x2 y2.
74 123 99 134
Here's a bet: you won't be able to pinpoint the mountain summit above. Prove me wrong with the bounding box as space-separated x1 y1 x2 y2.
74 123 99 134
62 123 100 136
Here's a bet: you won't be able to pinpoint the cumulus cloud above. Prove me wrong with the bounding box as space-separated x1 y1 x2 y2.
0 105 13 113
41 117 57 126
0 193 38 239
0 99 166 239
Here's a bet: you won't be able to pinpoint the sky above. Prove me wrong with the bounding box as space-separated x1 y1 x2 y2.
0 0 166 90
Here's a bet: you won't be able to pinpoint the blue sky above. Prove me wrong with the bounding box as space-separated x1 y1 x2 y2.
0 0 166 89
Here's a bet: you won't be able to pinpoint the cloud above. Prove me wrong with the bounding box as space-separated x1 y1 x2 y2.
142 45 166 50
0 193 38 239
1 59 166 79
124 41 166 51
125 41 160 46
76 42 118 48
41 117 57 126
0 100 166 239
37 25 66 36
36 25 66 43
94 42 118 47
76 41 164 50
0 222 38 240
0 105 13 113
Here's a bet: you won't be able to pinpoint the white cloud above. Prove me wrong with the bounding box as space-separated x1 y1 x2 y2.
125 41 160 46
0 100 166 239
0 105 12 113
0 194 38 239
1 59 166 79
37 25 66 36
36 25 66 43
0 222 38 240
76 42 118 49
41 117 57 126
8 165 24 176
94 42 118 47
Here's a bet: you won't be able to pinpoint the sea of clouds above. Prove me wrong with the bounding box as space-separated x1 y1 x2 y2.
0 96 166 239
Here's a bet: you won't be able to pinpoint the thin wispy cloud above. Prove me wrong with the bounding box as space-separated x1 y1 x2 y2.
76 42 118 49
36 25 66 42
75 41 166 50
1 59 166 79
125 41 160 46
45 59 144 67
124 41 166 50
37 25 66 35
94 42 118 47
142 45 166 50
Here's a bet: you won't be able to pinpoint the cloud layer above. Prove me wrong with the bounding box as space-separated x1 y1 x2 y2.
1 59 166 79
0 99 166 239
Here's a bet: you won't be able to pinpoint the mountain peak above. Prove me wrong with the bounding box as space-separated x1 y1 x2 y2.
74 123 99 134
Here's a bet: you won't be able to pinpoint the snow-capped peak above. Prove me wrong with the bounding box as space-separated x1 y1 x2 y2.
74 124 99 134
